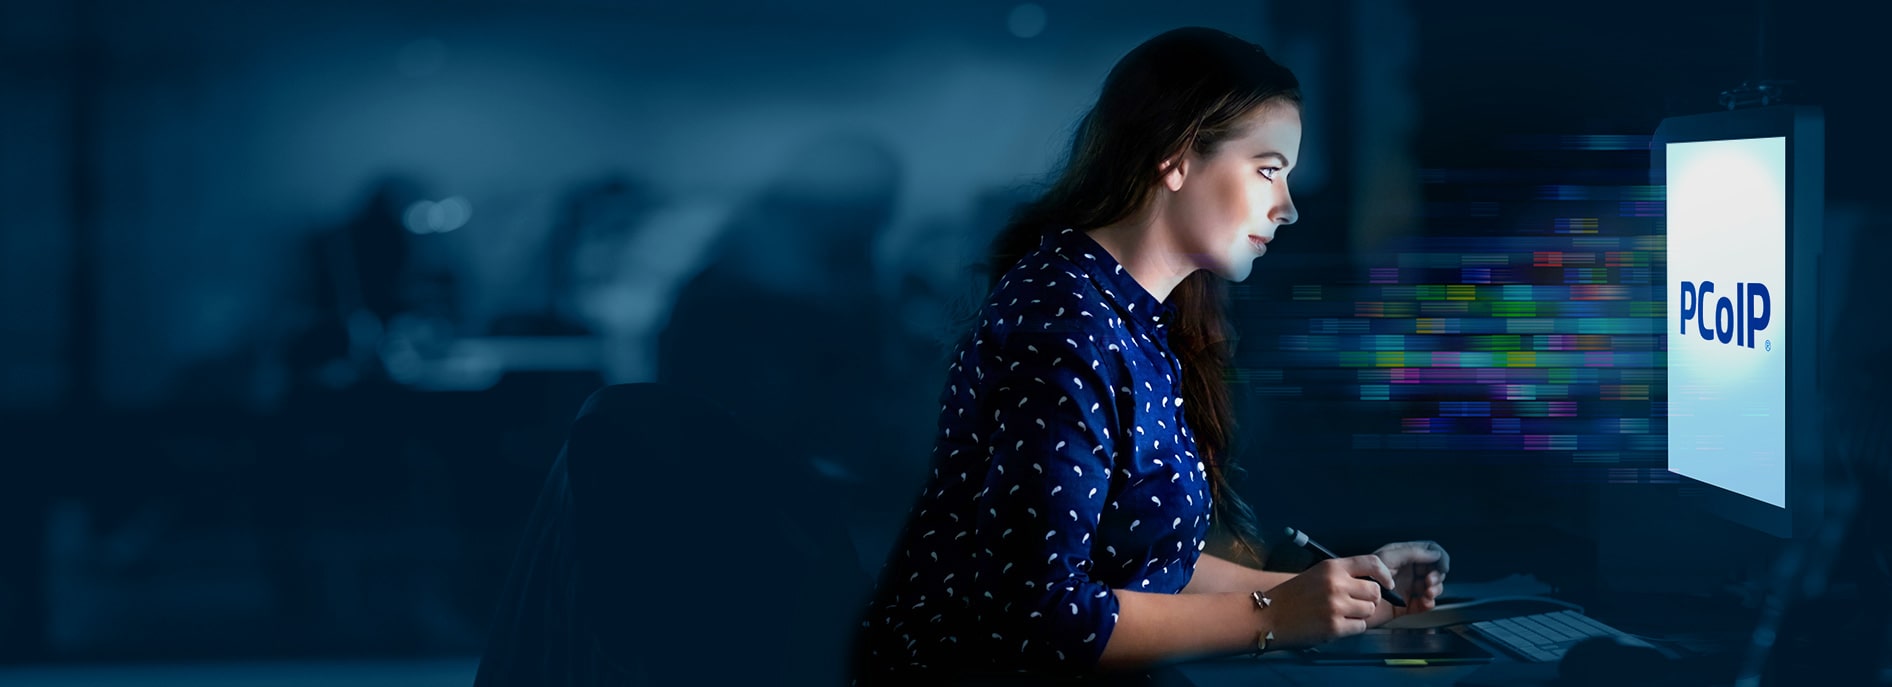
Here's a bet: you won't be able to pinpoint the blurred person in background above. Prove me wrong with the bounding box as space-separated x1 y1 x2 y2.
656 132 929 515
491 175 659 340
277 175 468 393
260 175 482 653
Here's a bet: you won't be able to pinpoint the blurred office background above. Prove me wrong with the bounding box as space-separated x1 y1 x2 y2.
2 0 1889 682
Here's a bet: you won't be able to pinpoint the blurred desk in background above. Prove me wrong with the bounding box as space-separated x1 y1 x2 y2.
390 336 605 392
0 657 478 687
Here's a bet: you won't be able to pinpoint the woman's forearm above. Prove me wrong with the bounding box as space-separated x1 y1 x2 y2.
1096 589 1272 670
1181 553 1294 595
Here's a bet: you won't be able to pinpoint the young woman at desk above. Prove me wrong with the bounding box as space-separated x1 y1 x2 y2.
851 27 1451 684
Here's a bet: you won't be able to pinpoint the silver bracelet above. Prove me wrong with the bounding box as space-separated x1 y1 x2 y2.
1250 591 1276 654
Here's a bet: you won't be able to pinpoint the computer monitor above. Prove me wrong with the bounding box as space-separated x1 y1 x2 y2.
1652 105 1824 540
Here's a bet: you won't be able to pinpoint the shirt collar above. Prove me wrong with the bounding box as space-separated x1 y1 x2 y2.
1039 227 1173 335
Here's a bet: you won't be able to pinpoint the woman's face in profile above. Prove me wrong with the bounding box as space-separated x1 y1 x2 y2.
1164 102 1302 283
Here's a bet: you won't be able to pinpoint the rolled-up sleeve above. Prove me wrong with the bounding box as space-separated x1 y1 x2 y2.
970 330 1123 672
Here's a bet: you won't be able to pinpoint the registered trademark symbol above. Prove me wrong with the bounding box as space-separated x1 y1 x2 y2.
1765 340 1772 351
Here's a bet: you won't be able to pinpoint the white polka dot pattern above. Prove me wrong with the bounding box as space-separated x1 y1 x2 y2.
854 228 1211 680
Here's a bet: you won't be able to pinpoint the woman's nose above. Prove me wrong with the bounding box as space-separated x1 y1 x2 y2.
1274 197 1297 226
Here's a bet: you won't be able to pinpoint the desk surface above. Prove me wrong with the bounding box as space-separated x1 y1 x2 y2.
1172 614 1751 687
1177 654 1497 687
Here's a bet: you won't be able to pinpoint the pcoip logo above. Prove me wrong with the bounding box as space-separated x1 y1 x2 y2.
1679 281 1771 349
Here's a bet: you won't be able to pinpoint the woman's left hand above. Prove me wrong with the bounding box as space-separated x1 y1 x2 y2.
1364 540 1450 625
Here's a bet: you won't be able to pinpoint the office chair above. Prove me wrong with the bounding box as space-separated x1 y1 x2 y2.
475 382 870 686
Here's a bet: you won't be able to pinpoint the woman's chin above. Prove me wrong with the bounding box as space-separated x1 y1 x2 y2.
1225 259 1260 282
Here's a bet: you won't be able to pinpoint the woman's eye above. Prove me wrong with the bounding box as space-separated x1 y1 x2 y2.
1258 167 1281 180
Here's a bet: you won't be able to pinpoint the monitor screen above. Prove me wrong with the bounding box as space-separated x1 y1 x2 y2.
1664 136 1788 509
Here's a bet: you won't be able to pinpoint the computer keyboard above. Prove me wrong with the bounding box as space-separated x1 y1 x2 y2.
1464 609 1659 662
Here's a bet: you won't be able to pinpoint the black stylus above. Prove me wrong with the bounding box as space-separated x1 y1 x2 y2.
1284 526 1408 607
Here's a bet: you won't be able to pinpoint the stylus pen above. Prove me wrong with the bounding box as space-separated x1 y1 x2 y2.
1284 526 1408 607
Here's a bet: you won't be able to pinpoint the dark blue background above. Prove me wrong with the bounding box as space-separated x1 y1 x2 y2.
2 0 1888 682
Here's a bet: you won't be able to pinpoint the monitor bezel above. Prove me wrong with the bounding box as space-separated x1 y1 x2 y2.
1650 105 1823 540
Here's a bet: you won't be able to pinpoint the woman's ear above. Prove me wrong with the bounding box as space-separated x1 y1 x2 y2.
1159 153 1189 193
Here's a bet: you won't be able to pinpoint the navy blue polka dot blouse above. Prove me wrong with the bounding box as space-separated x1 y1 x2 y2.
853 227 1213 681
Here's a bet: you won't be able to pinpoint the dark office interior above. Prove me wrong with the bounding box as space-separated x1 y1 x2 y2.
1 0 1889 684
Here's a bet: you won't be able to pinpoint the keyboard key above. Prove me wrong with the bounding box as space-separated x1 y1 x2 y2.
1467 611 1639 663
1539 613 1585 634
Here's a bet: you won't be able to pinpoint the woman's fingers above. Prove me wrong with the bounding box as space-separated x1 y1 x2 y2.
1378 540 1452 577
1429 543 1451 576
1344 577 1383 604
1343 554 1398 593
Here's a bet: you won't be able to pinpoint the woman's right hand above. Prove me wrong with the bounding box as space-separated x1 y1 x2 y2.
1257 555 1397 648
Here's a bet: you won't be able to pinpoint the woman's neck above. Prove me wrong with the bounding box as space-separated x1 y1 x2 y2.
1085 212 1192 304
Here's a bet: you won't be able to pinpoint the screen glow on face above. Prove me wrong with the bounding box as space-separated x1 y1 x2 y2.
1665 136 1787 508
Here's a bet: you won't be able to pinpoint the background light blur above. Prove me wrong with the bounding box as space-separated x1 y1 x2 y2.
1 0 1887 682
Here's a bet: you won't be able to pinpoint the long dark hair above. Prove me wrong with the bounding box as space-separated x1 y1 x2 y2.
978 27 1300 565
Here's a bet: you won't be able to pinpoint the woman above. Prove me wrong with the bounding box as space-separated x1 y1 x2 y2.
851 27 1450 683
